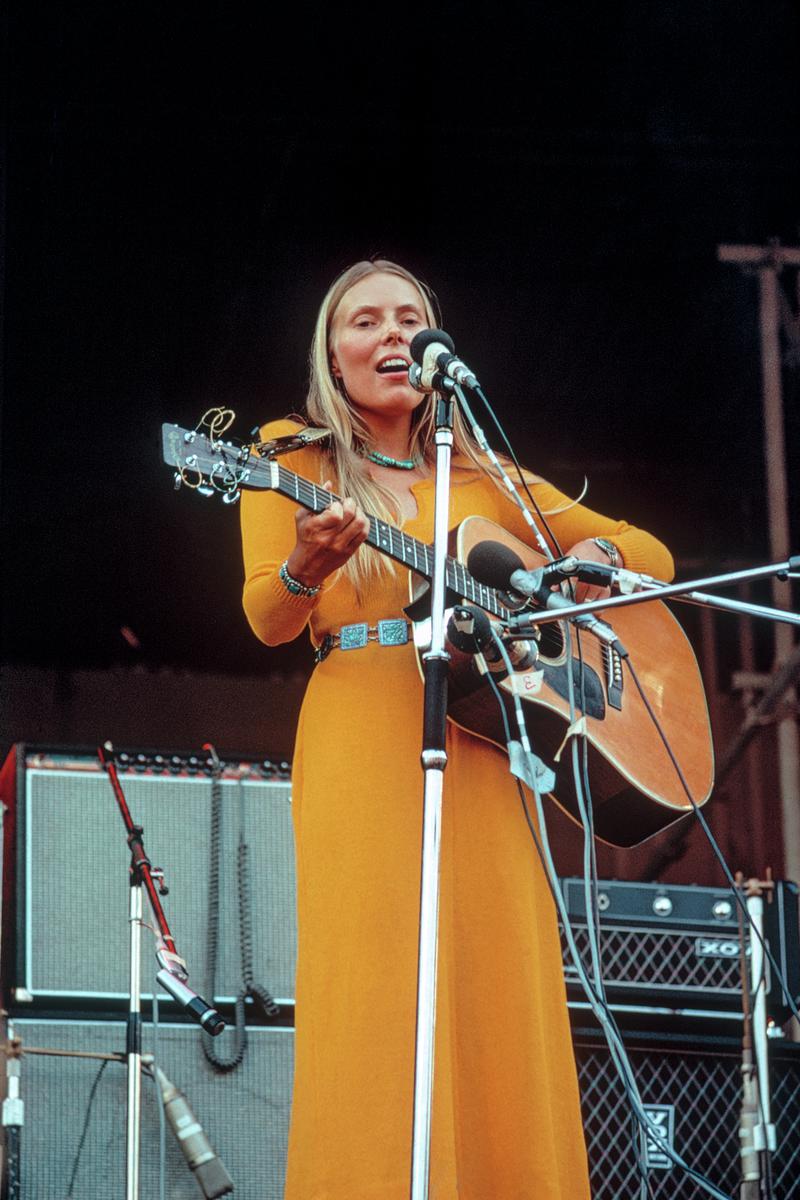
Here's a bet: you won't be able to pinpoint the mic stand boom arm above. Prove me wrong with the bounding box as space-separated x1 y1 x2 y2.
509 558 800 628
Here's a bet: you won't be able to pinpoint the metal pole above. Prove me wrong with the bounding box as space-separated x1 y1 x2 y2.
411 405 455 1199
745 890 776 1156
757 263 800 883
126 881 143 1200
719 243 800 883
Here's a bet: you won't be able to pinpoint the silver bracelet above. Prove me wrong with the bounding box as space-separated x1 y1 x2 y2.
279 560 321 598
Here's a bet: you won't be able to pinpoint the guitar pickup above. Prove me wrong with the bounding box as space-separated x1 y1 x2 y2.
602 643 624 710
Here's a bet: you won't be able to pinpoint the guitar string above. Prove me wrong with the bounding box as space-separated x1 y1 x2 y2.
186 429 532 622
217 442 508 618
269 460 512 620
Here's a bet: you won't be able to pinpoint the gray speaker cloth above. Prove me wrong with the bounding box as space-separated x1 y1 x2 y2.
13 1019 293 1199
24 772 296 1002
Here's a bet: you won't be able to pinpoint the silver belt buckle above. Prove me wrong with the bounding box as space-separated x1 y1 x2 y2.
377 619 409 647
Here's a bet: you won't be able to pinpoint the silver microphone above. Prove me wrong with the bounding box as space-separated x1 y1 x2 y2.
409 329 481 391
156 1067 234 1198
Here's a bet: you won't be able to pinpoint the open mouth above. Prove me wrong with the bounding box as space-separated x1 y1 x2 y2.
376 357 409 375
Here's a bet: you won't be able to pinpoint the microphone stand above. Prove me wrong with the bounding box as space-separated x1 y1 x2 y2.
503 558 800 629
499 559 799 784
408 370 556 1198
410 386 458 1200
98 743 224 1200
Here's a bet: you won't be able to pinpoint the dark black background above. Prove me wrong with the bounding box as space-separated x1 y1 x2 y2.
3 1 799 677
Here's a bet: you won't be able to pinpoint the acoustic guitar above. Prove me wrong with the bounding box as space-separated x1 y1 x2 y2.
162 423 714 846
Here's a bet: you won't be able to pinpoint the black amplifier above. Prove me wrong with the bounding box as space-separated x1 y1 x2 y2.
558 877 800 1022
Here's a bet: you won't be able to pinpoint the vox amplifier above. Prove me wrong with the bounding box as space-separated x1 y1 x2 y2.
559 876 800 1021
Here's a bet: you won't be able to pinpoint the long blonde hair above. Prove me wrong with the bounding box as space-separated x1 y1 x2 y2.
305 259 504 590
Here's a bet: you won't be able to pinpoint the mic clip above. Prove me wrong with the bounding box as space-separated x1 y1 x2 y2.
408 363 457 395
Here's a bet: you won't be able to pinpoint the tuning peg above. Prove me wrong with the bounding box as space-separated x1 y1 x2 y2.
222 489 240 505
173 473 182 490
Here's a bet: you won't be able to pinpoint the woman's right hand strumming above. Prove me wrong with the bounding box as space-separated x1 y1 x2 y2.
285 481 370 588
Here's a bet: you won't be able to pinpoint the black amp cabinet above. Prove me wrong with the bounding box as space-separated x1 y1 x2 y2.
559 875 800 1022
573 1025 800 1199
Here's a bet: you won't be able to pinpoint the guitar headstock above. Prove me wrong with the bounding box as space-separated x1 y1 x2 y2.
161 418 263 504
162 409 332 504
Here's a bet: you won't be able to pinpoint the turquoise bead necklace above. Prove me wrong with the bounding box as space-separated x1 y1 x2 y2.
364 449 418 471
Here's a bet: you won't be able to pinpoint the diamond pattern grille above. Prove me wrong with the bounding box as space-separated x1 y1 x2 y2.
575 1043 800 1199
562 923 742 1000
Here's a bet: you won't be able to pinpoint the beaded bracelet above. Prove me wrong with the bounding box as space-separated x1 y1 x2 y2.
279 560 321 598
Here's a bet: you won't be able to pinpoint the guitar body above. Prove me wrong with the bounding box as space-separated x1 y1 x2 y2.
410 517 714 847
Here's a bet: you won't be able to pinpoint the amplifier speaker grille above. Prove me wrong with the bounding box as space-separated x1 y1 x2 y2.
15 768 296 1004
565 924 741 996
11 1019 293 1200
10 1019 800 1200
576 1035 800 1199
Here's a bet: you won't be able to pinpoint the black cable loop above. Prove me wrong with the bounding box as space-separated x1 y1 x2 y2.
202 761 279 1072
237 830 280 1019
202 766 247 1071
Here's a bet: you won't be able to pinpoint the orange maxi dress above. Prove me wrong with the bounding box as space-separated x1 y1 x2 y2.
241 419 675 1200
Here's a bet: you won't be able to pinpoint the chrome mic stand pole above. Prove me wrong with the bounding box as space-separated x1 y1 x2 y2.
126 873 145 1200
410 385 457 1200
745 880 777 1165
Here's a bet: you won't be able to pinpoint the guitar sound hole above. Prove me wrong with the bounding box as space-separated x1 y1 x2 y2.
536 622 565 661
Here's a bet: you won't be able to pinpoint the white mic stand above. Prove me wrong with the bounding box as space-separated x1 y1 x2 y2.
410 383 459 1200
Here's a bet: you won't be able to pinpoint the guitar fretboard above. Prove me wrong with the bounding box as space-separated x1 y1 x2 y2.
269 462 509 619
161 424 512 619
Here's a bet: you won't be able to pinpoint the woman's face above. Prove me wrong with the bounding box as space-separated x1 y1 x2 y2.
329 272 429 425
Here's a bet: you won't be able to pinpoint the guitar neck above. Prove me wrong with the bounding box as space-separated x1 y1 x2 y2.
268 460 508 619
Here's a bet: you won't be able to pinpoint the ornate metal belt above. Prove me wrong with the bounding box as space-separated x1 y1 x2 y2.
314 619 411 663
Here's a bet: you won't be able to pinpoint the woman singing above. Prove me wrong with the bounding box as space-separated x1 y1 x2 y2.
240 259 674 1198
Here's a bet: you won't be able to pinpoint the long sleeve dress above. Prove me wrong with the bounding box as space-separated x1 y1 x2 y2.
241 419 675 1200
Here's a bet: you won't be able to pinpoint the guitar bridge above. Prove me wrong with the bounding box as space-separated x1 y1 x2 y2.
602 643 624 710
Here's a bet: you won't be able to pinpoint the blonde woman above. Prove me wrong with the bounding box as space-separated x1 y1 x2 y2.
241 260 674 1199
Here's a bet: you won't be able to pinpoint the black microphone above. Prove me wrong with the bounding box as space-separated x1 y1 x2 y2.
156 969 225 1036
446 605 537 671
409 328 481 392
466 541 626 652
155 1067 234 1198
466 540 614 600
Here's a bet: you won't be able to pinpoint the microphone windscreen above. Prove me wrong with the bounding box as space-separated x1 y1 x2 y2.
409 328 456 365
467 540 525 590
